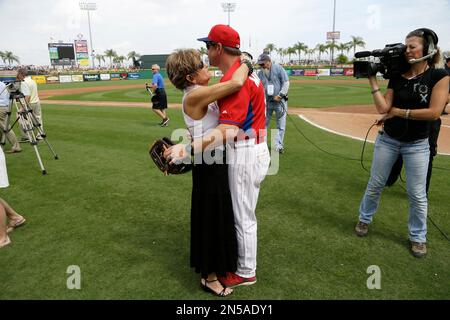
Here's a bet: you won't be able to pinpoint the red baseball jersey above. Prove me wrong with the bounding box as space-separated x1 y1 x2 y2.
218 60 267 141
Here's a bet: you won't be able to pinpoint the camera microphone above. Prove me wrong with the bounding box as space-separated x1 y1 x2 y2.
354 51 372 58
408 50 437 64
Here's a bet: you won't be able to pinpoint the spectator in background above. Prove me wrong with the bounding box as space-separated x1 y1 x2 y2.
257 53 290 154
148 64 169 126
0 81 21 153
16 68 44 142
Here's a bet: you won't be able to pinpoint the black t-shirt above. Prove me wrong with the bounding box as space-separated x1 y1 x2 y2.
384 68 448 142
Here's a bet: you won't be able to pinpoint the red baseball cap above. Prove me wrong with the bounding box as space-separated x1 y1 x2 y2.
197 24 240 49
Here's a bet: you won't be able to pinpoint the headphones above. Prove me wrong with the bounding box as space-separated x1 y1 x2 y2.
407 28 439 64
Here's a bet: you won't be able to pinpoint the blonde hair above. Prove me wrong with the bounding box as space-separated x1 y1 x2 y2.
166 49 204 90
151 64 160 70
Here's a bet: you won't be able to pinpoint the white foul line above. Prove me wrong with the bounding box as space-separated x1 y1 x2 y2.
297 114 450 156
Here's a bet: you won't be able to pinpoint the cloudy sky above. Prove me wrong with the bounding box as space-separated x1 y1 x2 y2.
1 0 449 66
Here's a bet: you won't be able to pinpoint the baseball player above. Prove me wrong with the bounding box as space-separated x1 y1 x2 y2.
195 25 271 287
166 24 270 288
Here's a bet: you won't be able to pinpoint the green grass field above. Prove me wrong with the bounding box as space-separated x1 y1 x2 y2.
0 80 449 300
42 77 388 108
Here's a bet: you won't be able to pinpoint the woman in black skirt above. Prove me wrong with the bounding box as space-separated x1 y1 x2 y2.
165 49 250 297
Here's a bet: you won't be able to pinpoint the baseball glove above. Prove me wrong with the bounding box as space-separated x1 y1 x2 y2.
149 137 192 175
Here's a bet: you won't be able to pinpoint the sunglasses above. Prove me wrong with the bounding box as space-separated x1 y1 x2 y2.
206 41 217 50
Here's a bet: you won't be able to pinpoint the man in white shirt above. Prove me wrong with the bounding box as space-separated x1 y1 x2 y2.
0 81 21 153
16 69 43 142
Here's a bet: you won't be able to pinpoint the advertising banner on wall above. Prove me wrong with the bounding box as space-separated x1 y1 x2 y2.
59 75 73 83
330 68 344 76
344 68 354 76
74 40 89 67
100 74 111 81
291 69 305 76
120 73 128 80
46 76 60 83
304 69 317 76
128 73 140 79
72 75 84 82
83 74 100 81
318 69 331 76
110 73 121 80
31 75 47 84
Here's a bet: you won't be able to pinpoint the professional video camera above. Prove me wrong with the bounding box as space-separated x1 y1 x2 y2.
2 80 23 96
353 43 409 79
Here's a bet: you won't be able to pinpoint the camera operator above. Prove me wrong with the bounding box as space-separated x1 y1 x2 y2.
354 28 449 258
257 53 290 154
0 81 21 153
16 68 43 142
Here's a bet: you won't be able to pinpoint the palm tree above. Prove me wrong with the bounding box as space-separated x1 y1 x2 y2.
264 43 276 57
349 36 366 57
315 44 328 62
198 47 207 62
127 51 141 66
307 48 315 62
104 49 117 67
294 42 307 64
0 51 6 64
337 42 350 56
286 47 296 63
113 55 126 68
276 47 284 63
326 41 338 62
95 54 105 67
3 51 20 66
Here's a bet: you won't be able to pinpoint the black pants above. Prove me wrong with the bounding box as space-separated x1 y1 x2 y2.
385 119 441 193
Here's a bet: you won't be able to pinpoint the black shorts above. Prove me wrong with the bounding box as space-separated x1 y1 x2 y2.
152 88 168 110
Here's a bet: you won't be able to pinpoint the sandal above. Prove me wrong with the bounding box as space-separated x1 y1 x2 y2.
200 278 233 297
7 217 26 234
0 235 11 249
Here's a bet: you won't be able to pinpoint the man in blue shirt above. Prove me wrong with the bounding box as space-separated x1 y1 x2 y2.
147 64 169 126
257 53 290 153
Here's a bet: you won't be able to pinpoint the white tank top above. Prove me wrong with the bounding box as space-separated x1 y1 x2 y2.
182 85 219 139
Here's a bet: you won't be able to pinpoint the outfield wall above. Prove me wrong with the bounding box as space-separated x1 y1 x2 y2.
1 67 354 84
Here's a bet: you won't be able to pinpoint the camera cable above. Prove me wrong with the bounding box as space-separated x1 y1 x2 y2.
288 112 450 243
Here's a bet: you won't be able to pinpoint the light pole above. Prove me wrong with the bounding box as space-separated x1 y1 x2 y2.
221 3 236 26
331 0 336 64
79 2 97 68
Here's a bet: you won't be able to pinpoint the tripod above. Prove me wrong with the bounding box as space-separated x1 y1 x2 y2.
0 91 58 174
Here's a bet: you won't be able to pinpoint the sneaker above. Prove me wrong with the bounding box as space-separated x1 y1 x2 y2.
355 221 369 237
19 138 29 143
410 241 427 258
218 272 257 288
161 118 170 127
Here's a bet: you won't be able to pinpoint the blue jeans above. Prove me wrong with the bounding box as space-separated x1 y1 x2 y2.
266 101 287 150
359 132 430 243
